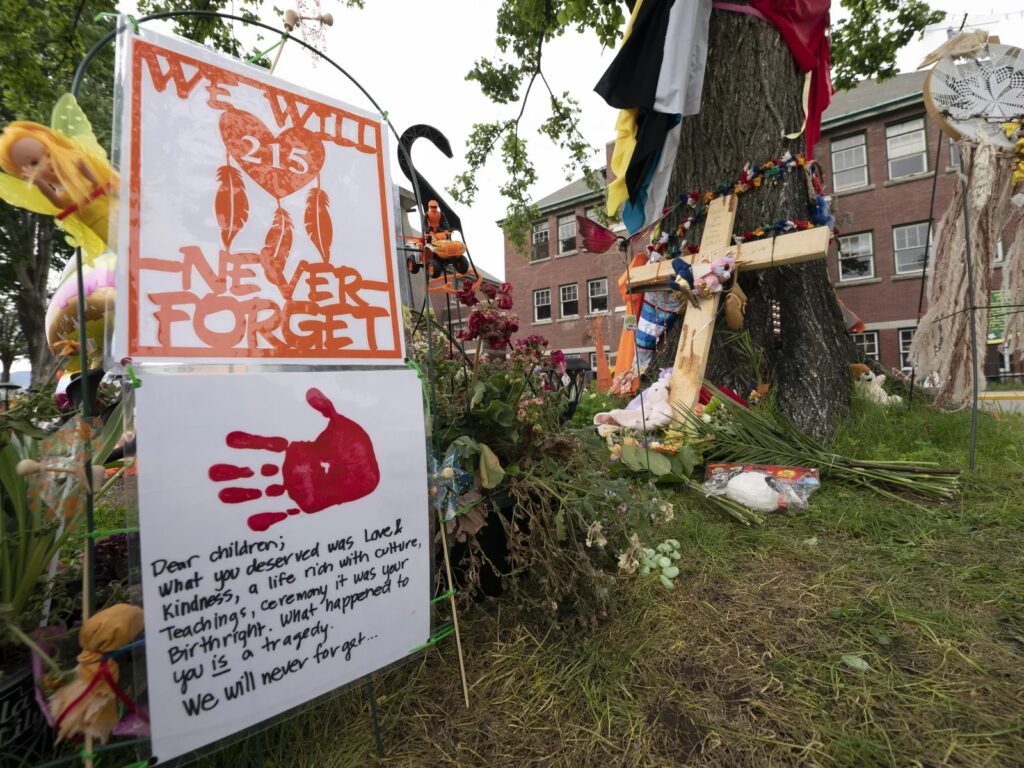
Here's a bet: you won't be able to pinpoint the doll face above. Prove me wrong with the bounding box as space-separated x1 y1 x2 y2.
9 137 59 187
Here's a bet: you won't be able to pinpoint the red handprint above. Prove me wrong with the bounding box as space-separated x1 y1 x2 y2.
209 388 380 532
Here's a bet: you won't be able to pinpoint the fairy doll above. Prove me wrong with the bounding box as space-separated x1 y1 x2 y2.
0 93 118 258
0 94 118 373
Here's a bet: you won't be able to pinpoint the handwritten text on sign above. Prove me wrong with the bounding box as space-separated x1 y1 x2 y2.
116 29 404 362
135 371 429 762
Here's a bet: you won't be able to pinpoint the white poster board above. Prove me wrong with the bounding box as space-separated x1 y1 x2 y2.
134 370 430 762
114 28 405 364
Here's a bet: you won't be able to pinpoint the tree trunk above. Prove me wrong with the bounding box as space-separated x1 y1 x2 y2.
10 214 55 389
651 10 854 442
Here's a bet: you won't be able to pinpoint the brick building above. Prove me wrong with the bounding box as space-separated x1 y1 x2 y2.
503 72 1018 378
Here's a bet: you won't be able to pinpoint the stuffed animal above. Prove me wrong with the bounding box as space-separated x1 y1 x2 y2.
594 378 675 435
850 363 903 406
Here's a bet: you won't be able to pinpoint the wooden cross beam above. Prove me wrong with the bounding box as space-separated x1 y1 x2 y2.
624 195 831 413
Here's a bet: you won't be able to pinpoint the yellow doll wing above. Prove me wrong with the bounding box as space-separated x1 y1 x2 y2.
0 172 59 216
54 214 105 263
51 93 107 164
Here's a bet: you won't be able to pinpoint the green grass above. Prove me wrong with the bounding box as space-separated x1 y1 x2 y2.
181 400 1024 767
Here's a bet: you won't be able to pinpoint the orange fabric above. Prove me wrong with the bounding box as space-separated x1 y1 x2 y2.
611 253 649 392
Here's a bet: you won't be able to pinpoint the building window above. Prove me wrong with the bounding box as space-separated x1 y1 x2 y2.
530 220 549 262
886 117 928 180
533 288 551 322
557 213 577 254
893 222 931 274
899 328 916 371
560 283 579 318
585 206 601 222
851 331 879 361
831 133 868 191
994 239 1005 263
837 232 874 281
589 351 598 371
949 138 961 170
587 278 608 313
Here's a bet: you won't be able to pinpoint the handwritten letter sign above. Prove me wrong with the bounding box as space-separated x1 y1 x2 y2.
135 370 429 761
115 29 404 362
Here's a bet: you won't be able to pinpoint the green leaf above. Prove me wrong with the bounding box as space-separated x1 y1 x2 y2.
869 628 893 648
645 451 672 477
678 445 699 476
478 443 506 489
841 654 871 673
470 382 487 410
619 444 647 472
654 472 687 485
554 508 567 541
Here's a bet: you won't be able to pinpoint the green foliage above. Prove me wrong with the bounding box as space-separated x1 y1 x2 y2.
453 0 944 246
831 0 946 91
571 386 626 427
448 0 619 248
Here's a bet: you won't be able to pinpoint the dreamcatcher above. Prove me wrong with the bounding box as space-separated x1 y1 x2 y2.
910 32 1024 407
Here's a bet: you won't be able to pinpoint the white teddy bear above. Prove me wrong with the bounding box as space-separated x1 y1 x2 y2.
851 363 903 407
594 379 675 435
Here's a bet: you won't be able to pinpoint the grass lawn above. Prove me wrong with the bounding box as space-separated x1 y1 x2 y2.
188 400 1022 766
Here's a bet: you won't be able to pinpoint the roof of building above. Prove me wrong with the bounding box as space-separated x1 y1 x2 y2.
822 71 928 130
531 173 602 213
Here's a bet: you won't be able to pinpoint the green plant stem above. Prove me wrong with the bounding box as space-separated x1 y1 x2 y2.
5 622 62 677
468 337 484 395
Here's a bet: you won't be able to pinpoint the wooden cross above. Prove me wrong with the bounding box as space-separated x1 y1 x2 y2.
624 195 831 413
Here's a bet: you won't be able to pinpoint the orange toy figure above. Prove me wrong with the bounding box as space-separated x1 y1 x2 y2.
407 199 471 278
425 199 444 234
49 603 145 744
0 94 118 259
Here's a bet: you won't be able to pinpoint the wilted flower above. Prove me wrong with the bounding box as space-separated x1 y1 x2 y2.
550 349 567 375
617 533 643 574
496 282 514 309
455 280 479 307
654 501 675 525
586 521 608 549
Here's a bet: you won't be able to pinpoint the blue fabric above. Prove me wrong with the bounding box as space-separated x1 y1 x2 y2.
622 146 660 234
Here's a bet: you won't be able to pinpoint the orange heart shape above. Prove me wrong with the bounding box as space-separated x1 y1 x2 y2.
220 109 325 200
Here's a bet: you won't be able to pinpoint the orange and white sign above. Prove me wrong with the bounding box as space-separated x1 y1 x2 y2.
114 29 405 363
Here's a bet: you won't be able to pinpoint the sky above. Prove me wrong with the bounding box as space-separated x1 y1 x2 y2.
9 1 1024 373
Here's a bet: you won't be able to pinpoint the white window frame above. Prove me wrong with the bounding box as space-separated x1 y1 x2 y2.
557 213 577 254
589 352 598 371
893 222 932 275
851 331 879 361
994 239 1005 264
585 206 601 223
587 277 609 314
949 138 961 171
831 133 868 192
886 118 928 180
560 283 579 318
899 328 916 372
530 220 550 262
837 232 875 281
533 288 551 322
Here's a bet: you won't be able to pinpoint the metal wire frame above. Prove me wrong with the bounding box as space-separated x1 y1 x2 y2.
54 8 473 765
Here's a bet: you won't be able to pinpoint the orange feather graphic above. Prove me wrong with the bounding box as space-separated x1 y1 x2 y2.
304 187 333 263
214 165 249 249
260 207 293 297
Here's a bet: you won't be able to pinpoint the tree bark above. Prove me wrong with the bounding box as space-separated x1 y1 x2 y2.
651 10 854 442
10 214 55 389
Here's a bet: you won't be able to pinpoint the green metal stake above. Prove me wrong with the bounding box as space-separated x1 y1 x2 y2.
366 677 385 758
